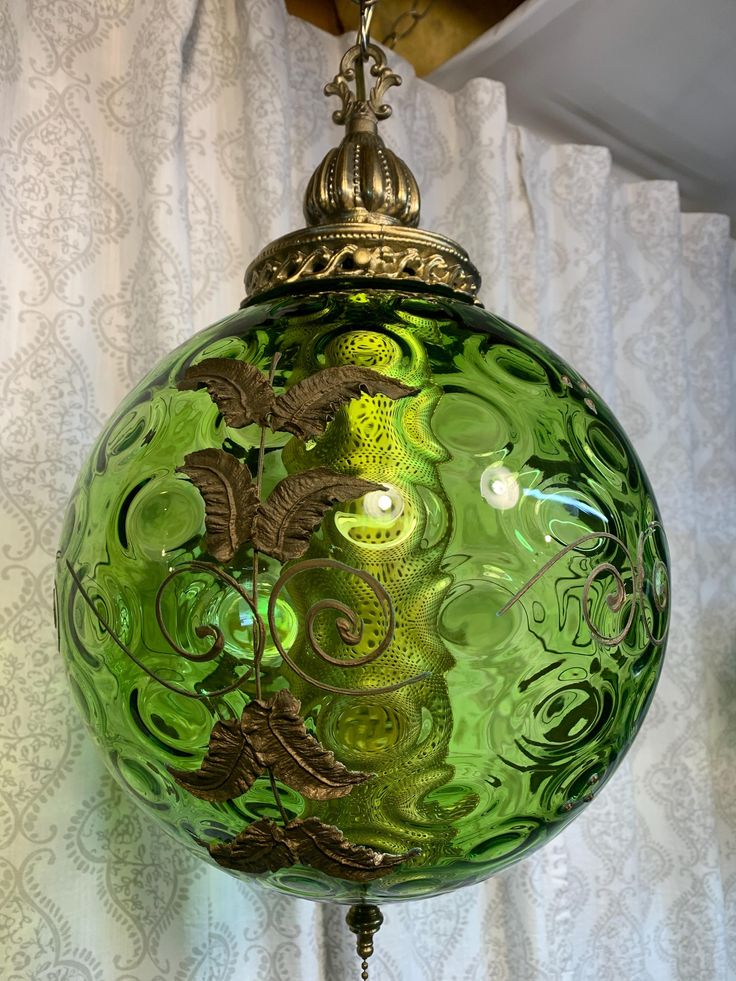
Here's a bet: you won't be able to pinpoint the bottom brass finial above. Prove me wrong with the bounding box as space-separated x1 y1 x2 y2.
346 903 384 980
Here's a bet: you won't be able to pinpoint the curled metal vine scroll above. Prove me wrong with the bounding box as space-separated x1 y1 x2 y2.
268 557 429 696
498 521 668 647
67 559 256 700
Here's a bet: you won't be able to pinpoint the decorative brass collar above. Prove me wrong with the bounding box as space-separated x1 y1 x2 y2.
245 41 481 300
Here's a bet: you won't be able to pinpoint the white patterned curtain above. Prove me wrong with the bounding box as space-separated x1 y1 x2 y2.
2 1 735 979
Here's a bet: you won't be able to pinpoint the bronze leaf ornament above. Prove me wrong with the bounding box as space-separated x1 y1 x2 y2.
251 468 383 562
268 364 419 438
169 716 264 801
207 818 296 874
170 689 371 802
177 448 258 562
165 353 424 884
178 358 416 440
240 689 372 799
209 817 420 882
178 357 275 428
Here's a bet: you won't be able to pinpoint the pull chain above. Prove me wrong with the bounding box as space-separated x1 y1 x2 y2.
346 904 384 981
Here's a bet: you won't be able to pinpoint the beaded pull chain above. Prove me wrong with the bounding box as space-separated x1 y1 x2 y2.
346 904 384 981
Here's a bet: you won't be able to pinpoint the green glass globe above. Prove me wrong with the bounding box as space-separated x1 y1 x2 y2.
55 280 669 904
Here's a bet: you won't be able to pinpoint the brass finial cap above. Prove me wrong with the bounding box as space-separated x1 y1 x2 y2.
304 105 420 228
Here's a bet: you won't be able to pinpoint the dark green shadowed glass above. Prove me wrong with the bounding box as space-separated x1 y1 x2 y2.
55 283 669 904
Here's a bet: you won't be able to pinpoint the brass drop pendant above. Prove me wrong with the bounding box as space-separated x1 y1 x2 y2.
346 904 384 980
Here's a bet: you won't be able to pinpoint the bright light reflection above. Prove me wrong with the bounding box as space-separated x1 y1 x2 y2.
377 493 393 512
362 485 404 521
480 465 520 510
334 483 413 548
522 488 607 522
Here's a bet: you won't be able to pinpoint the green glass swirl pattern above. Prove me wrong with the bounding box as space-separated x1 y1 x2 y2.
55 283 670 904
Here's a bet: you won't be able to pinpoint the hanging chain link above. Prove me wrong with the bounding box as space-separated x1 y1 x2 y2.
381 0 436 49
350 0 436 51
355 0 379 58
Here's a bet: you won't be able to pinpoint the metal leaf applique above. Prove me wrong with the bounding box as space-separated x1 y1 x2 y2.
169 690 370 802
288 817 420 881
209 818 296 874
177 449 258 562
251 468 382 562
243 690 371 800
168 717 262 801
208 817 419 880
269 366 418 439
178 358 275 428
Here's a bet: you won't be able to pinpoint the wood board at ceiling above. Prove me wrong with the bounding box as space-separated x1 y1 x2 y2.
284 0 525 77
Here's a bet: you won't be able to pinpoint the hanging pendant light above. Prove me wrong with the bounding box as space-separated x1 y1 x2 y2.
55 2 670 975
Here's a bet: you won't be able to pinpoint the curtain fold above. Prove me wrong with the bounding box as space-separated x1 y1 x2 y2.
1 1 734 978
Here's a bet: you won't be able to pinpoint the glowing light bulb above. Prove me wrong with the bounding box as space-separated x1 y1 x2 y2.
362 485 404 521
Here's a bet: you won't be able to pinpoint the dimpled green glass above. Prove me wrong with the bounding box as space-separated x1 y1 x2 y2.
55 282 669 904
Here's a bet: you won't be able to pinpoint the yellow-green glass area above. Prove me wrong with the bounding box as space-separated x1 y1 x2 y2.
55 282 669 904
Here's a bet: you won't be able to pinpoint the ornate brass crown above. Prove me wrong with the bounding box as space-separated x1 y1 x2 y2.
244 42 480 300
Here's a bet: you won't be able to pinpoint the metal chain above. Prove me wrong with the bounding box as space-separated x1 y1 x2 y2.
350 0 436 51
355 0 379 57
381 0 436 49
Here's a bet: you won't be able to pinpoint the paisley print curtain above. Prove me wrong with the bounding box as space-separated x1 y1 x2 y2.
1 1 734 978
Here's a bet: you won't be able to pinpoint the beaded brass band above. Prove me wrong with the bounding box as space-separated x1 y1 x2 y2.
244 221 481 299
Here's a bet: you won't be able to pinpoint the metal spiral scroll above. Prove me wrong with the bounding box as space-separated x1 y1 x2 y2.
268 557 430 696
498 521 668 646
67 559 257 699
69 557 427 700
